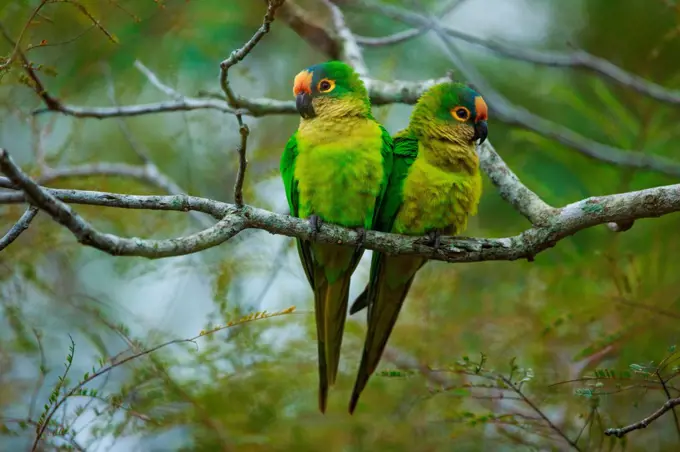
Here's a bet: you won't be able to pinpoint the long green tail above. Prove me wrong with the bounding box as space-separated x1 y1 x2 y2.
348 254 425 414
311 242 362 413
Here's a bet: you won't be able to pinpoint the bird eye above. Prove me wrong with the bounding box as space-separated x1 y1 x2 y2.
451 106 470 122
317 78 335 93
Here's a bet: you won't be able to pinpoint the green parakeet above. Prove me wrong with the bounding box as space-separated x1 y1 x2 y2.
347 82 488 414
280 61 393 413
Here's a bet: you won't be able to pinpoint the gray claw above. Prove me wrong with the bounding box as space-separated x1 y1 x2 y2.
427 229 442 250
308 214 323 233
353 227 366 253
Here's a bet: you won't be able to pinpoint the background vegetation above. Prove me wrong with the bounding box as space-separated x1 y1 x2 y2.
1 0 680 450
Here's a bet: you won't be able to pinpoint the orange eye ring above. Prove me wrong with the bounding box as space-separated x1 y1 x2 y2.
451 106 471 122
317 78 336 93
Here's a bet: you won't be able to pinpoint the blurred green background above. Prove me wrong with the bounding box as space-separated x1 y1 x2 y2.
1 0 680 450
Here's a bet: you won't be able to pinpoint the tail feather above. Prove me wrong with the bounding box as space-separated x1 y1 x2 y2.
349 255 424 414
349 260 427 317
312 243 362 413
349 286 368 315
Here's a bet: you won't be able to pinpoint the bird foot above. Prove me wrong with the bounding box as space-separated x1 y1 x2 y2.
353 227 366 253
308 215 323 240
308 214 323 232
425 229 443 251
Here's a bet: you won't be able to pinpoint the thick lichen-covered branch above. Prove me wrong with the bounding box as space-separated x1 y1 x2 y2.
2 149 679 261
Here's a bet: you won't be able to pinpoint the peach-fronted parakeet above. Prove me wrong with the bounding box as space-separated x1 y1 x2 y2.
347 82 488 414
280 61 393 413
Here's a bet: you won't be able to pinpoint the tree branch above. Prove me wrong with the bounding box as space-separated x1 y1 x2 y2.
2 148 679 261
354 0 466 47
341 0 680 178
0 206 39 251
219 0 284 113
101 62 214 228
343 0 680 106
478 141 555 225
322 0 369 78
233 124 249 208
355 27 424 47
275 0 341 59
604 397 680 438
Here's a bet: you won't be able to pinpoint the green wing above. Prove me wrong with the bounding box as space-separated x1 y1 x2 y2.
371 124 395 231
374 129 417 233
280 133 315 288
348 131 421 413
349 130 419 316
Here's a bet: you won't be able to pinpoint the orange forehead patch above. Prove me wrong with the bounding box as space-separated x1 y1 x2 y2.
474 96 488 122
293 70 313 96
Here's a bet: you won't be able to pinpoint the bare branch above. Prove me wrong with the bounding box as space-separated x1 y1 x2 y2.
219 0 285 112
322 0 369 78
276 0 341 59
346 0 680 106
233 124 249 207
217 0 284 207
478 141 555 225
352 0 680 178
133 60 183 100
605 397 680 438
2 149 679 261
30 76 453 119
102 63 213 228
33 96 237 118
354 0 466 47
355 28 424 47
0 206 39 251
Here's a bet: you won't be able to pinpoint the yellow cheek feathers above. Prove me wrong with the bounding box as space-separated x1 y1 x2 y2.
474 96 488 122
450 106 471 122
293 70 313 96
317 78 336 93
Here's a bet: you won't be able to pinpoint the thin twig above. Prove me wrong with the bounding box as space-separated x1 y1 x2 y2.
498 376 581 451
604 397 680 437
219 0 285 112
27 328 47 420
0 206 39 252
219 0 284 205
233 124 249 207
354 0 466 47
656 369 680 440
0 0 49 71
355 28 424 46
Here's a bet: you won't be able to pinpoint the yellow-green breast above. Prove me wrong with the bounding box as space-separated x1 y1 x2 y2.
294 117 385 229
393 141 482 236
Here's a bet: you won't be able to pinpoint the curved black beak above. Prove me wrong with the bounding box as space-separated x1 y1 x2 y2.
296 92 316 119
473 120 488 145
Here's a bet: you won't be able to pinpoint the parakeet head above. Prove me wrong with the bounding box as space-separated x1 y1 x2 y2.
292 61 371 120
410 82 488 145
